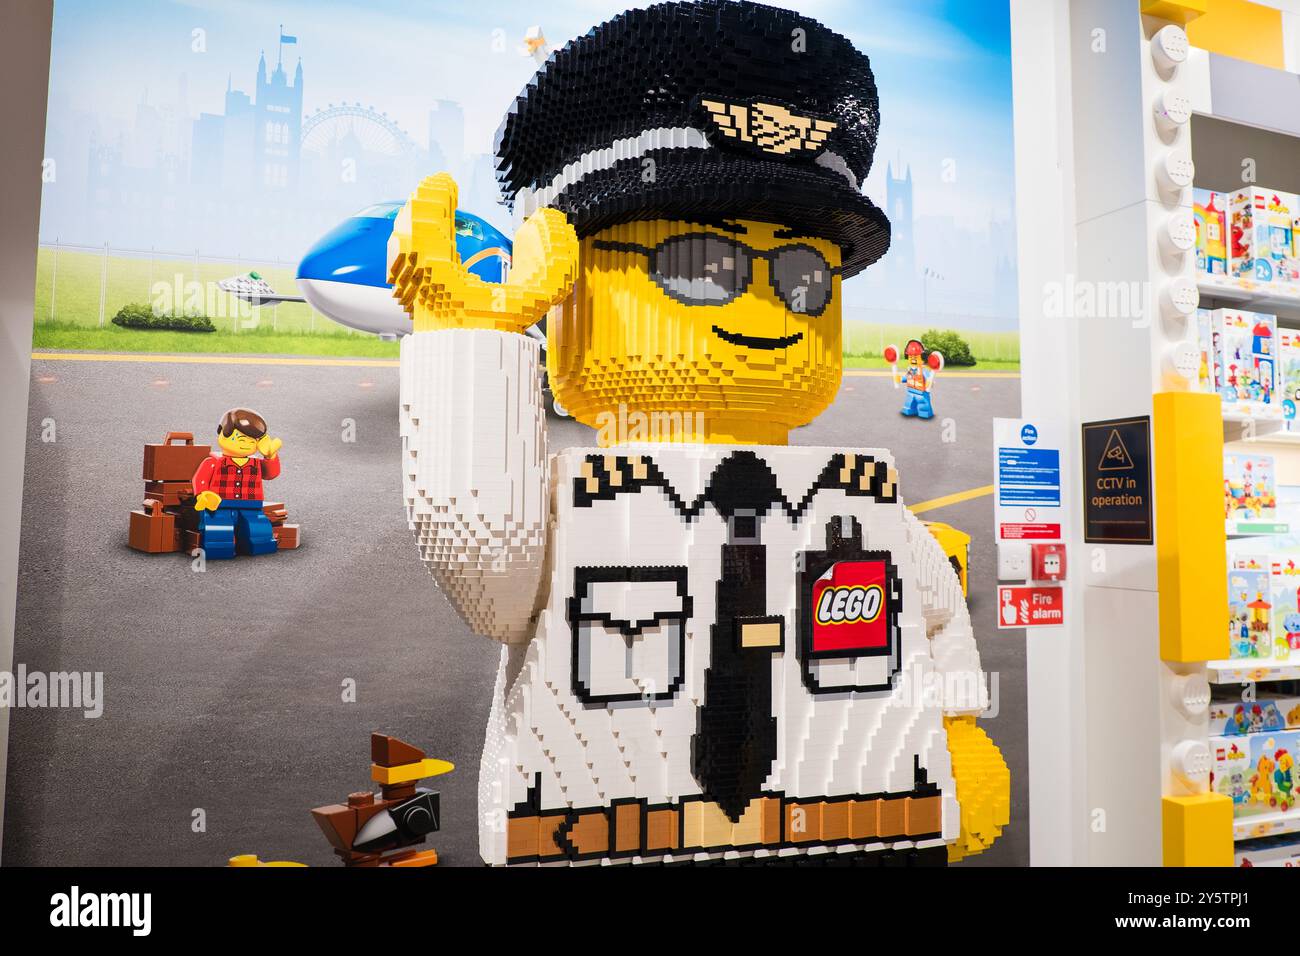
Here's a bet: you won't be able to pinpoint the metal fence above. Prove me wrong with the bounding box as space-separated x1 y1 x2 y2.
33 239 332 334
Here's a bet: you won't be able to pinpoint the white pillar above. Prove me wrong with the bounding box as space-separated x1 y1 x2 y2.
0 0 53 863
1010 0 1088 866
1013 0 1211 865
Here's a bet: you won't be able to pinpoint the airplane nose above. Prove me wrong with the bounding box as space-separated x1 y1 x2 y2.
297 218 391 289
293 206 512 337
295 214 411 336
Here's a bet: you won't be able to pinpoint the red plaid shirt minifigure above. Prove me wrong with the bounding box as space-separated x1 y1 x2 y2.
192 407 283 560
192 453 280 501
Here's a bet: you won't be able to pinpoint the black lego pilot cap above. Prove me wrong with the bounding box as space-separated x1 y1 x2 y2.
493 0 891 278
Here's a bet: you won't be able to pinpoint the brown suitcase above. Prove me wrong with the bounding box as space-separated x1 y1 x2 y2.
263 502 288 526
144 479 195 507
177 529 202 553
128 499 178 553
273 523 300 549
172 504 200 533
142 432 211 482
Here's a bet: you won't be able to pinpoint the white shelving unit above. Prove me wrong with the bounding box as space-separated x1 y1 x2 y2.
1213 341 1300 854
1011 0 1300 866
1195 111 1300 857
1209 660 1300 683
1227 525 1291 538
1233 807 1300 842
1199 275 1300 319
1240 431 1300 446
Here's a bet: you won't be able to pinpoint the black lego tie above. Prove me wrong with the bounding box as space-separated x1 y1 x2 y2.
692 452 783 823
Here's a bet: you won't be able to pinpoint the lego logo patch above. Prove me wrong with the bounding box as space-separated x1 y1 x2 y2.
814 584 883 626
810 560 890 654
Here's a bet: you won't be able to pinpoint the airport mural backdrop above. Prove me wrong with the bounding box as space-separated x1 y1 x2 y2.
31 0 1019 363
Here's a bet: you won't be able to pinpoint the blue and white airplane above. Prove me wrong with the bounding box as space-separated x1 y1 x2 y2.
221 201 513 339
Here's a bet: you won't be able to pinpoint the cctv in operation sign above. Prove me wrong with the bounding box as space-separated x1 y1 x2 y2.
1081 416 1153 544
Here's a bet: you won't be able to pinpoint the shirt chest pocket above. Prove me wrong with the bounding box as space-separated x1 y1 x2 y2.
567 566 692 704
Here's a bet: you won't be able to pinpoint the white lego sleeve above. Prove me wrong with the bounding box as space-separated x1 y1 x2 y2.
399 328 549 644
905 509 988 716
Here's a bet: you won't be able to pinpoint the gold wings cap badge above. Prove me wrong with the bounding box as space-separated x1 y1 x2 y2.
699 97 837 158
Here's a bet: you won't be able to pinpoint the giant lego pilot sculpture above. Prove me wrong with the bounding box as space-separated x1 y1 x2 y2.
392 0 1009 865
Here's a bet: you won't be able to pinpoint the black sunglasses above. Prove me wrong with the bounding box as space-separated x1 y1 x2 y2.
591 232 841 317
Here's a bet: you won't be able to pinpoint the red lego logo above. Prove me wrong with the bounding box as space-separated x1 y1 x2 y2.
810 560 890 654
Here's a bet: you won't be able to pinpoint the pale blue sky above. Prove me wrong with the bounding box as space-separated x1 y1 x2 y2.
47 0 1014 229
42 0 1019 326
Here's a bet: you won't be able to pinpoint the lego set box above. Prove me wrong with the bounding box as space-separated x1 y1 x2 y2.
1228 188 1300 287
1211 729 1300 818
1211 695 1300 737
1225 452 1279 531
1197 184 1300 291
1281 329 1300 427
1193 308 1280 419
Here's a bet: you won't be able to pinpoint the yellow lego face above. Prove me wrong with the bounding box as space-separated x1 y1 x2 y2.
218 428 258 457
548 219 843 445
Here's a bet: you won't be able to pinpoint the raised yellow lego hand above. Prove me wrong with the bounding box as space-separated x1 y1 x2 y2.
194 490 223 512
945 715 1011 862
258 435 282 459
387 172 579 333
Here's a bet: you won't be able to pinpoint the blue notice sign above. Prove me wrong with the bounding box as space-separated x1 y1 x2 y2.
998 447 1061 507
1020 424 1038 446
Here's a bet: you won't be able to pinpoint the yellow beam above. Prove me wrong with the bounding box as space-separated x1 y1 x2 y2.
1154 392 1229 662
1162 794 1232 866
1187 0 1285 70
1142 0 1209 24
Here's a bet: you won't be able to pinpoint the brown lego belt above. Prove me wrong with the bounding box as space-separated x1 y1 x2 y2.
506 791 942 863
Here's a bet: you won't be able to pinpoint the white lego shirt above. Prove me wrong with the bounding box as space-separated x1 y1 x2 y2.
401 329 987 865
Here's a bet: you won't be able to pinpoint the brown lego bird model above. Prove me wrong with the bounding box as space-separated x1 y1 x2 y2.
310 733 454 867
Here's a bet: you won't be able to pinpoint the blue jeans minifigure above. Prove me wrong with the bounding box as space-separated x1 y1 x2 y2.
198 499 278 559
900 387 934 419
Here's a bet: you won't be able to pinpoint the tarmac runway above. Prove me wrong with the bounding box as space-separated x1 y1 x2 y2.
4 353 1026 866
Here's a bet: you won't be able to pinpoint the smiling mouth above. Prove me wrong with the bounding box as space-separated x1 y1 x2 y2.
711 326 804 350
